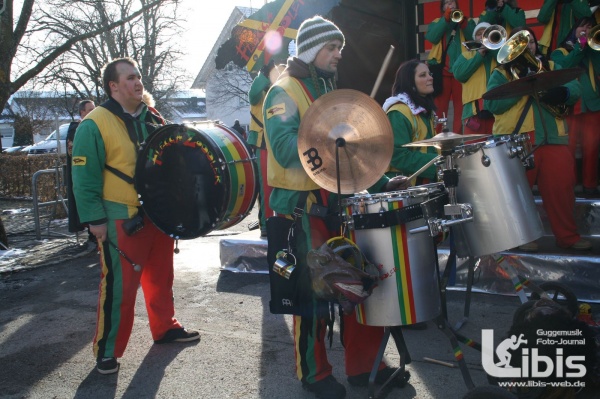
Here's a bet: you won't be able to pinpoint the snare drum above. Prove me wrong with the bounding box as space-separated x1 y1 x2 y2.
135 123 258 239
343 184 444 327
453 135 543 257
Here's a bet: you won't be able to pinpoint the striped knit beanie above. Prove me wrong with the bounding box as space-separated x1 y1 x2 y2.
296 16 345 64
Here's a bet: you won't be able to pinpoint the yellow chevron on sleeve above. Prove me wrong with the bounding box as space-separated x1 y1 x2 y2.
72 156 87 166
266 103 286 119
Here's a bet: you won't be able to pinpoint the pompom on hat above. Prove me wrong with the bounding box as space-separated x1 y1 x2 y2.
295 16 345 64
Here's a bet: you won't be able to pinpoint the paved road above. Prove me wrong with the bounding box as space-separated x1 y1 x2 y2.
0 210 598 398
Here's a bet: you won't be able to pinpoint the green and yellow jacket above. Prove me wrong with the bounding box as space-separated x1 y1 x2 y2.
484 61 581 145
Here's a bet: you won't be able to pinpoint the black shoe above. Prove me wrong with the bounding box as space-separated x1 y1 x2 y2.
302 375 346 399
96 357 119 375
347 367 409 388
154 327 200 344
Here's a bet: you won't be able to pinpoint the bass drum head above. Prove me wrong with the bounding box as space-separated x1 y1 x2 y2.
135 124 230 239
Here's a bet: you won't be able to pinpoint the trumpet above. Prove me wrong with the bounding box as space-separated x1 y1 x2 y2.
462 25 507 51
588 24 600 51
451 9 464 23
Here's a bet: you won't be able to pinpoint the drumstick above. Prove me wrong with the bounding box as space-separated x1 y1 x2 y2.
423 357 456 368
407 155 443 182
370 45 395 98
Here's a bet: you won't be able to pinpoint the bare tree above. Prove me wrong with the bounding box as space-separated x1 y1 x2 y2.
207 63 252 115
0 0 169 114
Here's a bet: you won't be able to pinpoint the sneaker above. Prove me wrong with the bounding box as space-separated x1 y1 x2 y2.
518 241 538 252
302 375 346 399
96 357 119 375
570 239 592 251
154 327 200 344
347 366 409 388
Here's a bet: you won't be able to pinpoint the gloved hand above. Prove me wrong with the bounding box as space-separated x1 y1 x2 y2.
444 7 453 22
260 59 275 77
539 86 569 106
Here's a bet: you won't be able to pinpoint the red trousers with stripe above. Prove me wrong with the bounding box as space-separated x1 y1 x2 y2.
568 110 600 190
93 216 182 360
293 190 387 384
434 73 463 134
526 132 580 248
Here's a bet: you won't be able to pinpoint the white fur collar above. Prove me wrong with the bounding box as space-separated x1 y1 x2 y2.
382 93 426 115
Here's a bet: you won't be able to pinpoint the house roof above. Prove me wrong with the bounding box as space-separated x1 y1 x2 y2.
191 6 255 90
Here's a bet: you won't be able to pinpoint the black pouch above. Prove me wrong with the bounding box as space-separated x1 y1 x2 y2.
266 216 312 315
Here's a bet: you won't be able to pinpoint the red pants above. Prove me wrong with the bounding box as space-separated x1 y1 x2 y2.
293 190 387 383
93 216 182 360
293 311 387 383
569 111 600 189
434 74 463 134
526 133 580 247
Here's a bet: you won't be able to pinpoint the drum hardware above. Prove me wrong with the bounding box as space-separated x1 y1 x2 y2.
273 250 296 279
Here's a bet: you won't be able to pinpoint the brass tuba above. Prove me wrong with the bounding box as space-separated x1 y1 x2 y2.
497 30 569 119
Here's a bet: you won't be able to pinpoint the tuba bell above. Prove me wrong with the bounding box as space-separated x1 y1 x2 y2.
451 9 464 23
497 30 569 119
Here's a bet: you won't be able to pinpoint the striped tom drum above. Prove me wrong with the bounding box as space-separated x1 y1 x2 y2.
342 183 444 326
135 123 258 239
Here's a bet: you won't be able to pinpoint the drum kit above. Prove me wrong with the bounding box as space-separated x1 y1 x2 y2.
292 64 581 395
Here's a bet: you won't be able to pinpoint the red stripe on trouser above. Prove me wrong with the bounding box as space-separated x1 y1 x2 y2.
94 216 181 359
294 190 386 382
579 111 600 189
258 148 274 229
526 132 580 247
434 74 463 134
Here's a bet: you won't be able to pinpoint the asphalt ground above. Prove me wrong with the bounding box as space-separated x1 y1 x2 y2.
1 204 599 399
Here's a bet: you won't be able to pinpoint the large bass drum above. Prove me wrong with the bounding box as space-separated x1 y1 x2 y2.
135 123 258 239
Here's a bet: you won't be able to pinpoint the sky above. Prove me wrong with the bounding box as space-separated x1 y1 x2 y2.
178 0 272 87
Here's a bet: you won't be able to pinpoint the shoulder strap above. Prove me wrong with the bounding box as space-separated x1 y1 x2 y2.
512 97 534 136
104 164 134 185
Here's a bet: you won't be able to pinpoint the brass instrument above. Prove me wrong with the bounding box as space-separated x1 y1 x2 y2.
462 24 507 51
451 9 464 23
588 24 600 51
497 30 569 119
482 25 507 50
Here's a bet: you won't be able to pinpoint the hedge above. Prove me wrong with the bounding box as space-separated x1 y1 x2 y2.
0 153 67 203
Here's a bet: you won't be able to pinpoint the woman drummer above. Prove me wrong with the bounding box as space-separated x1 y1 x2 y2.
383 59 439 186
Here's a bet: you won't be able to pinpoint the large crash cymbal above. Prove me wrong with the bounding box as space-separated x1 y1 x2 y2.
482 68 583 100
298 89 393 194
403 131 490 150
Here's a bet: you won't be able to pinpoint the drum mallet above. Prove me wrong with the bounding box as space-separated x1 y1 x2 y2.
370 45 395 98
107 239 142 272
